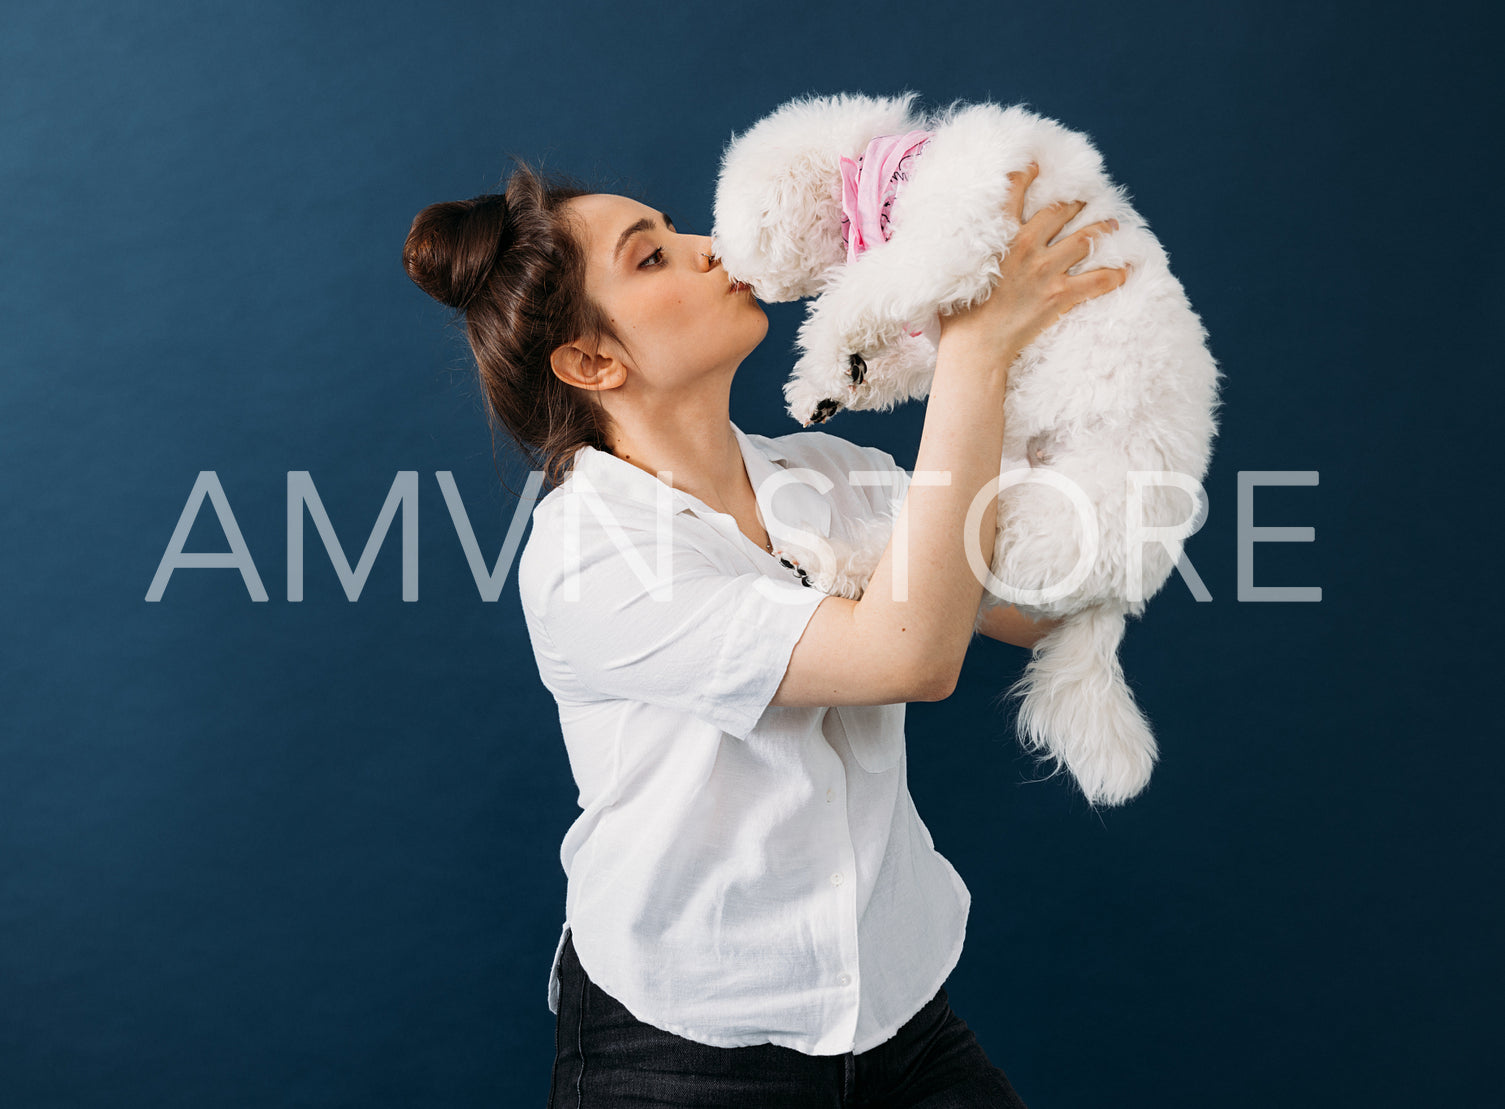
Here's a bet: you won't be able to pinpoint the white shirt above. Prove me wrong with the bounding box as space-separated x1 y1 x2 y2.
516 420 970 1056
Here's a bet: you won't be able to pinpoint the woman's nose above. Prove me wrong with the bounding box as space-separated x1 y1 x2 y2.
697 238 718 270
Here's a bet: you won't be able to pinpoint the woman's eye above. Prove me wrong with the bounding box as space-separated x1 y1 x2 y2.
639 247 665 269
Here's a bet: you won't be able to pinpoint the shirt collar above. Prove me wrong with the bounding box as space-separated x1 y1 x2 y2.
564 421 831 542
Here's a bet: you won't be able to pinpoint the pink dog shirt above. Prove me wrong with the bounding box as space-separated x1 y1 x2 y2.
839 129 935 265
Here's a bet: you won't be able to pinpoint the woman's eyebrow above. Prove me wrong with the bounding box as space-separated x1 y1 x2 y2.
613 212 675 263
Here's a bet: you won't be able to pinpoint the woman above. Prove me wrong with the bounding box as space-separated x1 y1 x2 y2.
404 158 1127 1108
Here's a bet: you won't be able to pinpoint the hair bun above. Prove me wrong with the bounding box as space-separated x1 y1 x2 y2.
403 193 512 311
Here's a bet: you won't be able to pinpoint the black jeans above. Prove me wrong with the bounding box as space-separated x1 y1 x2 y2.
547 929 1029 1108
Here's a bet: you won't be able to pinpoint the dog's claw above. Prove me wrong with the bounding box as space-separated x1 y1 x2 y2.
848 352 867 385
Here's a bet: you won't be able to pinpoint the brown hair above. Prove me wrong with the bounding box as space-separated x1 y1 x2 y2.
402 158 621 493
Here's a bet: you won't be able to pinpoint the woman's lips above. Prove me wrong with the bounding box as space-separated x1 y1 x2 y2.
728 280 752 295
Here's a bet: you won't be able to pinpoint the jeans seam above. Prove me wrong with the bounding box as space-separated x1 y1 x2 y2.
546 1001 559 1109
573 953 588 1108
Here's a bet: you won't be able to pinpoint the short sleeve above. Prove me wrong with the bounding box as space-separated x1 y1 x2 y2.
828 437 997 631
850 443 913 522
519 500 829 741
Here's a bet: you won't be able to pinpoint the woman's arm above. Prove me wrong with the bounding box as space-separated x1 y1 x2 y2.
765 325 1011 708
976 603 1062 650
770 163 1128 707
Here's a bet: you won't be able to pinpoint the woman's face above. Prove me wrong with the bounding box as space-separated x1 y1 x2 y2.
558 193 767 398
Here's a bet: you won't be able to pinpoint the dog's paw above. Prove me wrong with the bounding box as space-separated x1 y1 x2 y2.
809 397 844 424
1027 432 1051 467
783 378 847 427
1025 427 1067 467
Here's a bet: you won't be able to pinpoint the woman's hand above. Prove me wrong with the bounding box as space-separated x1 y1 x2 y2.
937 162 1129 361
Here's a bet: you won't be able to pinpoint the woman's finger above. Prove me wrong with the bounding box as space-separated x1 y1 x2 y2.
1051 217 1120 267
1004 161 1039 224
1066 261 1133 301
1029 198 1089 247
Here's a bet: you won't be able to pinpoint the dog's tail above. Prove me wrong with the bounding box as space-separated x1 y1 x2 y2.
1001 602 1157 808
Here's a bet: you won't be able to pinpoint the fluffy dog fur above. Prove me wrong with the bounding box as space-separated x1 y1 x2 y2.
711 91 1223 808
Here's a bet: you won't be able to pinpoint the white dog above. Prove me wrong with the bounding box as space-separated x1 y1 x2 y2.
711 91 1223 808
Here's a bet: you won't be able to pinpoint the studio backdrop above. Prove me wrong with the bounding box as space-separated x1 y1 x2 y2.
3 1 1499 1106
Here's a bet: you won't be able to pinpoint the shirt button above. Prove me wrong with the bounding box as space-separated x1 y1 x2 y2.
830 872 843 886
838 973 852 987
825 788 835 803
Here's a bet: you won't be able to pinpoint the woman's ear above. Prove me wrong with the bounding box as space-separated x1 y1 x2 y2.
550 342 626 392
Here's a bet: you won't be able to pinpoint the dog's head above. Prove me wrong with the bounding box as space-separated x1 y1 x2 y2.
711 91 922 302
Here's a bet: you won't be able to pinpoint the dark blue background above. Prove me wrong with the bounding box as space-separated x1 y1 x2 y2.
3 1 1499 1105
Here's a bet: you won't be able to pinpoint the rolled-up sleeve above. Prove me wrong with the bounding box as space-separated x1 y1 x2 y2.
852 443 912 522
520 503 828 741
